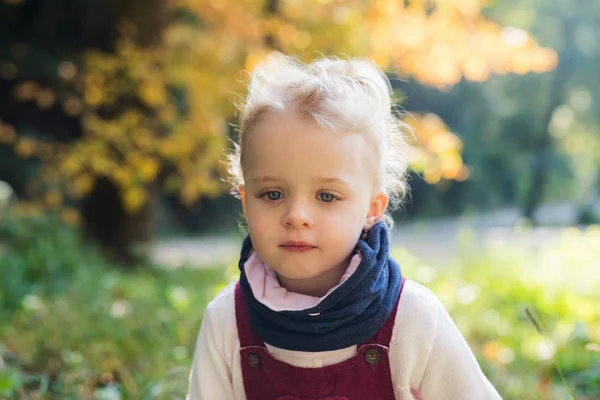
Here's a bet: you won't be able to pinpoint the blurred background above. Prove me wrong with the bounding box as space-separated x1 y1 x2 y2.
0 0 598 399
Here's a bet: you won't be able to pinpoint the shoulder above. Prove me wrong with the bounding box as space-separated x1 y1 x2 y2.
205 281 237 317
189 282 245 399
200 281 239 351
392 279 446 348
204 281 238 326
398 278 445 319
388 279 447 390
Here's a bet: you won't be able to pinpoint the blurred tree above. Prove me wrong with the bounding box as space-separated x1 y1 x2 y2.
522 17 577 222
0 0 556 260
485 0 600 223
396 0 600 222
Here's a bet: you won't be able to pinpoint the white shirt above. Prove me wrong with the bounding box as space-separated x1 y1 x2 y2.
187 280 502 399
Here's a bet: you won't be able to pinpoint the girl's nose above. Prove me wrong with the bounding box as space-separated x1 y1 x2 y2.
281 200 313 228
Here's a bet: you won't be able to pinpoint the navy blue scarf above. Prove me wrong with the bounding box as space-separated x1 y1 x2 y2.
237 222 402 352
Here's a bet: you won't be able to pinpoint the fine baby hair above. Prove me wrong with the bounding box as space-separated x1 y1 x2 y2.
226 53 411 228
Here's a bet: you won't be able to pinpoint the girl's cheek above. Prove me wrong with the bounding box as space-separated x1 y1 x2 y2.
248 208 273 226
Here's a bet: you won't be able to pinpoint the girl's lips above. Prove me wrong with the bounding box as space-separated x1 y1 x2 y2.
279 241 317 253
280 245 316 253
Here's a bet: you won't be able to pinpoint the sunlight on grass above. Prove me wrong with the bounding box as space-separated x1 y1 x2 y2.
1 215 598 399
392 224 600 400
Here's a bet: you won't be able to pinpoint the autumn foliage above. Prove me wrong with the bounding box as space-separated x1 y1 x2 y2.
0 0 556 244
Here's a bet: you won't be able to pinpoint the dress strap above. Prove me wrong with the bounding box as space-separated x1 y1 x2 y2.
234 281 265 347
360 277 406 348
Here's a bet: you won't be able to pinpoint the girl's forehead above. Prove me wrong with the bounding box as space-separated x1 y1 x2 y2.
243 115 378 187
246 110 372 150
248 116 361 156
241 109 380 180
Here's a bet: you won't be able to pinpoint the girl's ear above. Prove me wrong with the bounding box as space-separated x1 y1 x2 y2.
239 184 248 217
364 191 389 230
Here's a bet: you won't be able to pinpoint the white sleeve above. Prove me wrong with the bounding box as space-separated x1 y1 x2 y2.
186 303 237 400
419 299 502 400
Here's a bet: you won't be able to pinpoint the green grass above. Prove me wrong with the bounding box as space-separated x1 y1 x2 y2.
0 214 231 399
0 213 598 399
393 225 600 400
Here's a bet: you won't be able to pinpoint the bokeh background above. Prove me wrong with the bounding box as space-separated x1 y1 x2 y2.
0 0 599 399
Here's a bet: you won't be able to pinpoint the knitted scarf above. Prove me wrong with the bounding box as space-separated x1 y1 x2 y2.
237 221 402 352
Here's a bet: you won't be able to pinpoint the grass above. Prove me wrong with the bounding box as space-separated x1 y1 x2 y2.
393 225 600 399
0 214 230 399
0 213 598 399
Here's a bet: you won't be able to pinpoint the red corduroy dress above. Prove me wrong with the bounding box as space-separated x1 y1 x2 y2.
235 278 406 400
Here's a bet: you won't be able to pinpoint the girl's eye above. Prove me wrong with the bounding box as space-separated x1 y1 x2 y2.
263 191 283 201
318 193 337 203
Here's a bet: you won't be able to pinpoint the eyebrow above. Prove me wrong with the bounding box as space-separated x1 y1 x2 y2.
251 176 350 187
314 177 350 186
251 176 280 184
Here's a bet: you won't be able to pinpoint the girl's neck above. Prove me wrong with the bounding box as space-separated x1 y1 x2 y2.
276 255 352 298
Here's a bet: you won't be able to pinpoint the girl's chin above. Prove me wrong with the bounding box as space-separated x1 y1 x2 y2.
275 268 343 282
275 272 321 281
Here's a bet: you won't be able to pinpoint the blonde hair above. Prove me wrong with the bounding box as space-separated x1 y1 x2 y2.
226 53 411 229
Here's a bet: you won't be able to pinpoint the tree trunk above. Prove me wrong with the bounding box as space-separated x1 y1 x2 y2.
80 0 168 261
82 178 157 265
576 172 600 225
523 18 577 222
0 0 169 262
264 0 282 51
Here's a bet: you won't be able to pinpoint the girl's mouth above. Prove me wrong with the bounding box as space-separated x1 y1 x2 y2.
280 241 317 253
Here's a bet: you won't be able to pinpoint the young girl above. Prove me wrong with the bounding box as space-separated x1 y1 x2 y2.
187 54 502 400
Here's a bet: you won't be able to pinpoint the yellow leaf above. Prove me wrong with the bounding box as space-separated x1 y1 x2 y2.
14 137 36 158
113 168 134 187
36 89 56 110
511 51 532 75
44 190 63 207
245 48 272 72
123 187 147 213
429 132 462 154
138 158 160 182
424 165 442 184
463 57 491 82
531 47 558 73
63 97 84 117
439 153 464 180
61 155 82 175
70 174 95 197
13 81 39 101
133 129 154 149
61 207 81 226
482 340 501 362
90 157 113 175
292 31 311 50
139 81 167 107
57 61 78 80
85 86 104 106
455 166 471 182
0 121 17 144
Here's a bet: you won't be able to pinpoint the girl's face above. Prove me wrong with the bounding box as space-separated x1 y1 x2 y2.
240 110 387 296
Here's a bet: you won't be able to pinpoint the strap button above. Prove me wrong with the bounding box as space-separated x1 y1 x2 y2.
247 353 262 368
364 349 380 365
